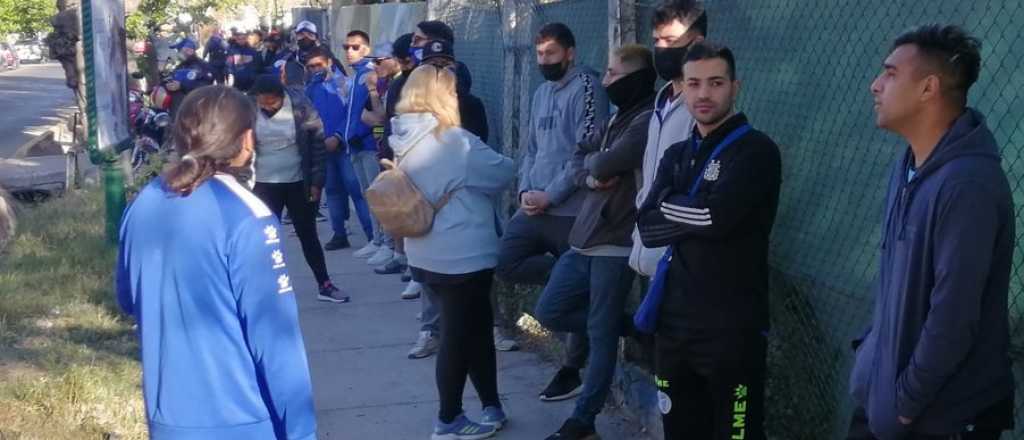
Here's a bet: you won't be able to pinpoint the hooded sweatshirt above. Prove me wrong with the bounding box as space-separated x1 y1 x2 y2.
849 109 1015 438
519 65 609 216
388 113 515 274
629 83 695 276
117 175 317 440
305 66 348 145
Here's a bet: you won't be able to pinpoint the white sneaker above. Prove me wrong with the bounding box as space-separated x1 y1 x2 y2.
401 281 423 300
353 242 380 259
367 247 395 266
493 327 520 352
408 330 439 359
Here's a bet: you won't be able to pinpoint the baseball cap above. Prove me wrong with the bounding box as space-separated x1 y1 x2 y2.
421 39 454 62
295 20 318 35
368 42 393 60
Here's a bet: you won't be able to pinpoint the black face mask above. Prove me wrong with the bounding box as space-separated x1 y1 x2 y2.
297 38 315 50
606 67 657 110
539 61 569 82
654 45 690 82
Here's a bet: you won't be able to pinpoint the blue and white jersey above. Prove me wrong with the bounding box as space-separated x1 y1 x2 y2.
116 174 317 440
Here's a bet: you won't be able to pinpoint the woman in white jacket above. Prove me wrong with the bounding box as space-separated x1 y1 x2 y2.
389 64 516 440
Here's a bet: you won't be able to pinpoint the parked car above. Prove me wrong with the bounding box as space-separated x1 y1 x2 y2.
13 40 45 64
0 43 19 70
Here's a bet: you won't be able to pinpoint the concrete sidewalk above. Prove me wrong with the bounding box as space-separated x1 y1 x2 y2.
282 219 647 440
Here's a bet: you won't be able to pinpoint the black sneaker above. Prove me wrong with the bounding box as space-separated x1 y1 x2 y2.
374 258 407 275
539 367 583 402
323 235 351 251
544 418 599 440
317 281 350 303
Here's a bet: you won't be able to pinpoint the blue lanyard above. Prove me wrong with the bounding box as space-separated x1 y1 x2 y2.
687 123 751 197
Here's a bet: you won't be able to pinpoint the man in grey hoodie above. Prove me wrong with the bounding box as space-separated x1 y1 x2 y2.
848 24 1015 440
496 22 610 402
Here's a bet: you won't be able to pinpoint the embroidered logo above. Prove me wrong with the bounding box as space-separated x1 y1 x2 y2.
431 41 443 52
271 250 286 269
186 70 198 81
704 160 722 182
277 274 293 294
264 225 280 245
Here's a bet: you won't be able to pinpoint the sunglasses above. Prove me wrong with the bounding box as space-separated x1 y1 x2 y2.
343 44 363 51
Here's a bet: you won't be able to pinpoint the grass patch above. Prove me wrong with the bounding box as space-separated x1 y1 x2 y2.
0 190 145 439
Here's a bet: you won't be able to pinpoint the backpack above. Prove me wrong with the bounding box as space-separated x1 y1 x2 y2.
365 158 457 238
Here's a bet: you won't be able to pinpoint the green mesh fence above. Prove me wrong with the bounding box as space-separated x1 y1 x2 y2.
434 0 1024 438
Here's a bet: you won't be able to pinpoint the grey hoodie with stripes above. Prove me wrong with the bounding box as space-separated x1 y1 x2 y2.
518 65 609 216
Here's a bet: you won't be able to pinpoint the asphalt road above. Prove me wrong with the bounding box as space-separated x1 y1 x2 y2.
0 63 76 157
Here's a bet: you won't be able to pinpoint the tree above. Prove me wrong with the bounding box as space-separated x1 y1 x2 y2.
125 0 247 41
0 0 57 39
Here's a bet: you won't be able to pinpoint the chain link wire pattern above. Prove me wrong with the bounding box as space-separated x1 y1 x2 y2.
434 0 1024 437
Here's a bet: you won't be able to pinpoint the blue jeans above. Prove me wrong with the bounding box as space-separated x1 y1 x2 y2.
350 149 391 247
534 250 635 426
324 151 373 240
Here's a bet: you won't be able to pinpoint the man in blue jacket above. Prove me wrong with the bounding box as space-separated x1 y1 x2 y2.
166 38 213 118
304 45 374 251
848 24 1015 440
227 30 260 91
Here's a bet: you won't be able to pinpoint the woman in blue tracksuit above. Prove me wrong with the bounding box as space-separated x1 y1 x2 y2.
116 86 317 440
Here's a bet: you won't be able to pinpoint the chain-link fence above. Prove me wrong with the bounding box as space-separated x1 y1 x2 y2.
431 0 1024 438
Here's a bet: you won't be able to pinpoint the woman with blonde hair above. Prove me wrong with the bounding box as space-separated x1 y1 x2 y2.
390 64 515 440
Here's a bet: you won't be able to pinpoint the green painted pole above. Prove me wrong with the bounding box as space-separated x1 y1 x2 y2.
81 0 126 244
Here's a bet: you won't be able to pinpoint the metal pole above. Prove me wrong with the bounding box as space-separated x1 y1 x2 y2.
81 0 126 244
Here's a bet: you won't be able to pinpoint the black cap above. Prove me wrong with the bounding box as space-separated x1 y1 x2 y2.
422 39 454 62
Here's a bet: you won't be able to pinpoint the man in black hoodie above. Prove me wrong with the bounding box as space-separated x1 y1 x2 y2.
847 24 1015 440
533 44 657 440
637 42 781 440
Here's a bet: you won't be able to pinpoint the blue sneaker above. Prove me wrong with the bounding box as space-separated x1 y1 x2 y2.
431 414 496 440
480 406 507 430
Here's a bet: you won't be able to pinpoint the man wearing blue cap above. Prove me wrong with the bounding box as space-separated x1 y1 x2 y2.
167 38 213 117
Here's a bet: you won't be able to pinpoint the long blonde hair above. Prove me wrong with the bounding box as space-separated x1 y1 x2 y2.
395 64 461 133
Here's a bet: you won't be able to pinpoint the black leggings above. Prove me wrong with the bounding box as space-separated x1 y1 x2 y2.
429 269 501 423
253 182 330 285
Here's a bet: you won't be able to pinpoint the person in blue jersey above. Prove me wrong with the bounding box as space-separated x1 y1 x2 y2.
227 31 260 91
390 65 516 440
204 29 229 84
116 86 317 440
166 38 213 118
304 45 375 251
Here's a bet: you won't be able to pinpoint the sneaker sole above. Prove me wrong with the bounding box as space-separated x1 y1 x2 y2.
317 295 351 303
481 419 506 431
431 431 495 440
408 347 438 359
400 294 421 300
539 385 583 402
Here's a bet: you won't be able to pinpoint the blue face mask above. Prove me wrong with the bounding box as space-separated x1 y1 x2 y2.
310 70 327 83
409 47 424 65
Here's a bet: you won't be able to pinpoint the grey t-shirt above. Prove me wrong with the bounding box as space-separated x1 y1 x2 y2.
255 94 303 184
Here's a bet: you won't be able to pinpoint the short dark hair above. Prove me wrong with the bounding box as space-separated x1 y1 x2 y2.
393 33 414 60
535 22 576 49
417 21 455 44
347 30 370 45
250 74 285 97
685 41 736 80
305 46 334 63
892 24 981 104
653 0 707 37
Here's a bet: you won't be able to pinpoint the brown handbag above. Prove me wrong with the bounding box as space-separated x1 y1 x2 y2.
365 158 457 238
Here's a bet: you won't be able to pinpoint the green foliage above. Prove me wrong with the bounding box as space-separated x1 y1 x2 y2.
125 0 248 41
0 0 57 39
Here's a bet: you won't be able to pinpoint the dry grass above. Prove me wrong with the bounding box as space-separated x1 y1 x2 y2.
0 190 145 439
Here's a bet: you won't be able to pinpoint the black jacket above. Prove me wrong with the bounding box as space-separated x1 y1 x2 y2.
638 113 781 333
568 94 654 250
247 87 327 192
849 109 1015 438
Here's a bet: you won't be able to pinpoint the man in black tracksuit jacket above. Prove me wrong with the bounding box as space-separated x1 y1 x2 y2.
638 42 781 440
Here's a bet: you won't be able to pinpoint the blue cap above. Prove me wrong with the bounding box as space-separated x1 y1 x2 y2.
170 38 197 51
